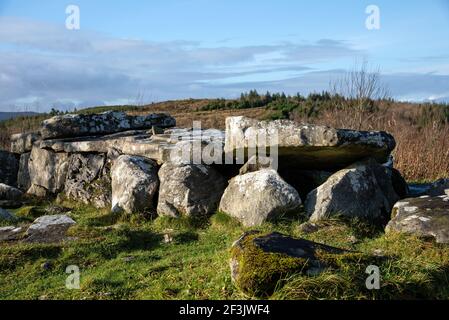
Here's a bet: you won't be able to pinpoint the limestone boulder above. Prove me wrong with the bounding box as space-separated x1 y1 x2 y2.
0 183 23 201
0 226 23 241
28 147 69 196
230 231 348 297
111 155 159 214
64 153 111 208
305 158 400 223
10 132 40 154
219 169 302 227
224 116 396 170
17 152 31 191
386 195 449 244
25 215 76 243
40 111 176 140
0 150 19 187
157 163 226 217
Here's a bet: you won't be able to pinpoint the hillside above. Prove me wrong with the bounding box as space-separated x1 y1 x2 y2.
1 94 448 182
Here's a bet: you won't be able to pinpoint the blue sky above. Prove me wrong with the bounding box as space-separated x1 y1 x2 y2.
1 0 449 111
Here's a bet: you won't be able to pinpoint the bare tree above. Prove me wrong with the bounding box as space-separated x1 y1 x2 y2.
330 60 390 129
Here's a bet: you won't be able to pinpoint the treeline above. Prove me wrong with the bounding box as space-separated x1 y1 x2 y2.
201 90 449 123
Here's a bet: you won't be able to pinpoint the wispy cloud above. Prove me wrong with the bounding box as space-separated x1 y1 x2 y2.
1 16 448 111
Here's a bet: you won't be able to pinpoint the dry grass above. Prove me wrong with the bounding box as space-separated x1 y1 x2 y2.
1 99 447 182
291 102 449 182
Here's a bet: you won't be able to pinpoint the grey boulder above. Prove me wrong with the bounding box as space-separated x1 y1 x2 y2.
64 153 111 208
27 147 69 196
111 155 159 214
157 163 226 217
0 226 23 241
305 158 400 223
0 183 23 201
40 111 176 140
219 169 302 227
25 215 76 243
386 195 449 244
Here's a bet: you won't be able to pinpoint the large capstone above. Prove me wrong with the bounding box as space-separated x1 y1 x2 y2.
25 215 76 243
305 158 400 223
10 132 41 154
111 155 159 214
157 163 226 217
0 150 19 187
219 169 302 227
40 111 176 140
230 231 349 297
28 147 69 196
386 196 449 244
64 153 111 208
224 116 396 171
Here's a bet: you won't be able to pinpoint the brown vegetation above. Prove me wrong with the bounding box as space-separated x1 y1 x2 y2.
1 99 447 182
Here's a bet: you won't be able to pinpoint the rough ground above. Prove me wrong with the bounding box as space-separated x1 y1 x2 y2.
1 200 449 300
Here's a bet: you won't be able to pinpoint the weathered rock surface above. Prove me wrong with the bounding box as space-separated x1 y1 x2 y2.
25 215 76 243
386 195 449 244
230 231 348 296
0 226 23 241
422 179 449 197
0 183 23 201
40 111 176 140
157 163 226 217
10 132 40 154
17 152 31 191
224 116 396 170
305 159 400 223
0 150 19 187
28 147 69 196
239 155 277 175
111 155 159 214
64 153 111 208
219 169 302 227
0 208 18 222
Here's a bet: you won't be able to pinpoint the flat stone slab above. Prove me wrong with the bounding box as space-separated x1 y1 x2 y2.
40 111 176 140
10 132 41 154
224 116 396 170
40 128 225 164
386 195 449 244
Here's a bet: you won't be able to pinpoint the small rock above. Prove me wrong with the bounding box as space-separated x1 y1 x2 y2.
0 226 23 241
297 222 319 234
239 155 277 175
41 261 53 270
25 215 76 243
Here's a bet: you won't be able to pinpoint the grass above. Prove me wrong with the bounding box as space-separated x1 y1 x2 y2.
1 202 449 300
